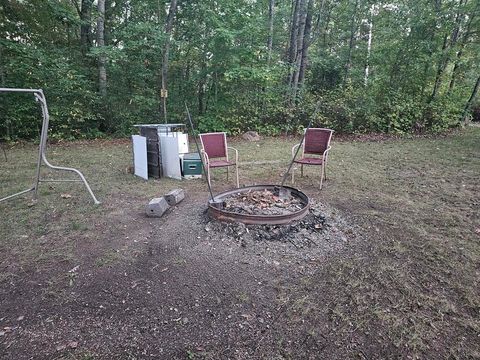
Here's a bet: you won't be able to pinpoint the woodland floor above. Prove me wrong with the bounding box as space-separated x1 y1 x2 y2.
0 127 479 359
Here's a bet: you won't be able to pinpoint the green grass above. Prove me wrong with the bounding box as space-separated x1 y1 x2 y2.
0 128 479 357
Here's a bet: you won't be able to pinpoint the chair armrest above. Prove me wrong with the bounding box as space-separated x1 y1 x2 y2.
322 146 332 160
292 143 301 159
227 146 239 163
200 149 210 165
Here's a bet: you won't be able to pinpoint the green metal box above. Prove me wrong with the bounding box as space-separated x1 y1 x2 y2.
182 153 202 178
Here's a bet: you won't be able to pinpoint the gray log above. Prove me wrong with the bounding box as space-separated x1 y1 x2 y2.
165 189 185 206
146 197 170 217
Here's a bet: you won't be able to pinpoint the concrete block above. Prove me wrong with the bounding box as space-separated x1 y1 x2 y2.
165 189 185 206
146 197 170 217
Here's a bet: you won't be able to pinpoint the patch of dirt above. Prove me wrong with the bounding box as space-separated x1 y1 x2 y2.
0 195 356 359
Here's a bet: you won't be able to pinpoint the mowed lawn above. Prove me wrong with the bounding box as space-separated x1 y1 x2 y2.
0 127 479 359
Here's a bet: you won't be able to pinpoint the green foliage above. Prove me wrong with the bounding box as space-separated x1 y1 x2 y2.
1 0 478 139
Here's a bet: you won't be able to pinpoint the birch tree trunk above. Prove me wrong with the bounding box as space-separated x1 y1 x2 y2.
160 0 178 123
97 0 107 97
267 0 275 64
364 4 374 86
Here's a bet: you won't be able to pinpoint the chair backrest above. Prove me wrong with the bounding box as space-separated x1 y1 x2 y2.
200 132 228 159
303 128 333 155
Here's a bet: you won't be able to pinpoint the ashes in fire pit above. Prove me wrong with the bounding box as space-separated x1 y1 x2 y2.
224 189 304 216
208 185 310 225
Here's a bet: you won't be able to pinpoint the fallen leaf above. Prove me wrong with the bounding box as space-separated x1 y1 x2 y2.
60 193 72 199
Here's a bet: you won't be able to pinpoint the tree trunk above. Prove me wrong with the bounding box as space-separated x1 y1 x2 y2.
448 9 476 94
345 0 359 81
364 4 374 86
430 1 466 100
0 41 5 86
286 0 301 89
97 0 107 97
297 0 314 91
160 0 178 123
267 0 275 64
80 0 93 55
291 0 308 99
462 75 480 121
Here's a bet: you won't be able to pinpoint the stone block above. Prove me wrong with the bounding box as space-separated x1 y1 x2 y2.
165 188 185 206
146 197 170 217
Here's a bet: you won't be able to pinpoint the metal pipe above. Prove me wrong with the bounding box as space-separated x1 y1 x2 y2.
185 103 215 201
0 88 42 93
38 179 83 182
0 188 35 203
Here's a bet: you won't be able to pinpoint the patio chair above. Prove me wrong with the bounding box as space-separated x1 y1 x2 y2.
199 132 239 188
291 128 333 189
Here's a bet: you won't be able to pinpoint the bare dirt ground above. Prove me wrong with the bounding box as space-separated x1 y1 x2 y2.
1 128 479 359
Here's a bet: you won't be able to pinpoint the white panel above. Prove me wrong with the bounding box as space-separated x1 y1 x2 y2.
132 135 148 180
160 136 182 180
177 133 189 154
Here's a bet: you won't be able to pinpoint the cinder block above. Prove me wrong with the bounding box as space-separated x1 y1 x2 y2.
165 189 185 206
146 197 170 217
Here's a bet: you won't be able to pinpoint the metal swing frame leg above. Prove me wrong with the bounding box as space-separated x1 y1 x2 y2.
0 88 100 205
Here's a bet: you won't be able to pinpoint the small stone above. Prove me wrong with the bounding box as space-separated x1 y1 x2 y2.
242 131 261 141
17 316 24 321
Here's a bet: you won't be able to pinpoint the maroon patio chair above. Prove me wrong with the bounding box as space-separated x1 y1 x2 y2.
291 128 334 189
199 132 239 188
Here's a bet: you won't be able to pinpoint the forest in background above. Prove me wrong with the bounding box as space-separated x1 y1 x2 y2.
0 0 479 140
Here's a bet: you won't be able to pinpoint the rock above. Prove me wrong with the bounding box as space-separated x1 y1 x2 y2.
242 131 261 141
165 189 185 206
146 197 170 217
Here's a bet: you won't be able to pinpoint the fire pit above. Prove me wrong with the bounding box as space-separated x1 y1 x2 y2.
208 185 310 225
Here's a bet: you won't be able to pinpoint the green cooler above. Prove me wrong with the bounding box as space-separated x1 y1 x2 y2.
182 152 203 179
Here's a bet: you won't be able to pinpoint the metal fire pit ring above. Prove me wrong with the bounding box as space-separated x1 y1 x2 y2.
208 185 310 225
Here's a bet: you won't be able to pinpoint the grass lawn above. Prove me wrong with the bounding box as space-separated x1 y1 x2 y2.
0 127 479 359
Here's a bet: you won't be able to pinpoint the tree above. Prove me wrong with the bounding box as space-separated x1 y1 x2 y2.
97 0 107 97
159 0 178 122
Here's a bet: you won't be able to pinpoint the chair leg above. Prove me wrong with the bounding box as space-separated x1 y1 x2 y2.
324 163 327 180
207 166 212 187
301 164 304 177
236 164 239 188
291 166 295 184
320 164 325 189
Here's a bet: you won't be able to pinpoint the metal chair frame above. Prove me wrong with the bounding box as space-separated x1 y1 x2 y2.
199 132 239 188
0 88 100 205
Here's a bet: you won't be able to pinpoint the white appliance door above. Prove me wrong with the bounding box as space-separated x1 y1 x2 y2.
132 135 148 180
160 136 182 179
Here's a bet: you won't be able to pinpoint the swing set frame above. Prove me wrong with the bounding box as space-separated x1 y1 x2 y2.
0 88 100 205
